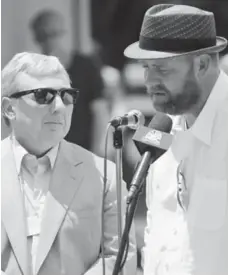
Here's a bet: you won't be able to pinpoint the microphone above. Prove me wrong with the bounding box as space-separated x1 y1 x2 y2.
127 112 173 202
110 109 145 129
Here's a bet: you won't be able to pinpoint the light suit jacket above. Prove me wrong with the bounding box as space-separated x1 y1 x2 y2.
1 138 137 275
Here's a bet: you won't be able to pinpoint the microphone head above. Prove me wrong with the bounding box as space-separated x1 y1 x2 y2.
133 112 173 156
127 109 145 130
148 112 173 133
110 109 145 129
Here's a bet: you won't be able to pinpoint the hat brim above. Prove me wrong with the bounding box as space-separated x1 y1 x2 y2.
124 36 227 60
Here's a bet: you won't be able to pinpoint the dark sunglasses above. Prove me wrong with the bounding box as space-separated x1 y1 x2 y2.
9 88 79 105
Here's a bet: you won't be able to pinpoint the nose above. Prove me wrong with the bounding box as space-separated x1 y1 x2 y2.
144 68 161 87
50 95 65 113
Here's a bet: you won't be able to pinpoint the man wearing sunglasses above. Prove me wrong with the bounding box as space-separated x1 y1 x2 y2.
1 52 137 275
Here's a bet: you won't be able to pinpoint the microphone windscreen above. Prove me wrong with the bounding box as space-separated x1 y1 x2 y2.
133 112 173 156
148 112 173 133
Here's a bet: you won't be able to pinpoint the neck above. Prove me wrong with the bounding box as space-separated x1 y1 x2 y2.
12 134 55 158
185 67 220 128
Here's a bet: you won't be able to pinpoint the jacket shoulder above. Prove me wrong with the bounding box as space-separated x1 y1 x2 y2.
62 140 116 176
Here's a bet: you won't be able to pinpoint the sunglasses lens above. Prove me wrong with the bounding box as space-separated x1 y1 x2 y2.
33 88 78 105
34 89 54 104
62 89 78 105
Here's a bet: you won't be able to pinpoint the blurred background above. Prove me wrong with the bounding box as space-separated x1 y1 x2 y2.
2 0 228 273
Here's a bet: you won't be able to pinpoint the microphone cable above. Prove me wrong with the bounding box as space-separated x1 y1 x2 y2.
101 122 112 275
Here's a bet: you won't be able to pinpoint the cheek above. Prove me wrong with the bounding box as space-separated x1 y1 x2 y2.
59 106 73 132
16 103 46 130
165 74 188 96
65 106 73 122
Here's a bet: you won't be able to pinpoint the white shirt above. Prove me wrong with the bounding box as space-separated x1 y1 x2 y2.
11 136 59 274
143 71 228 275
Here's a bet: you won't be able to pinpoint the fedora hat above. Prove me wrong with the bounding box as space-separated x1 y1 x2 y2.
124 4 227 59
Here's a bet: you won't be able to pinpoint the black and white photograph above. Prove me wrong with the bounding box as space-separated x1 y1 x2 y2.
1 0 228 274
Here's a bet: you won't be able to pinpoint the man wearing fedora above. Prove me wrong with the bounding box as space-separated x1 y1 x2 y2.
124 4 228 275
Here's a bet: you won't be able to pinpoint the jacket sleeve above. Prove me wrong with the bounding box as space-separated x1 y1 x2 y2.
84 161 137 275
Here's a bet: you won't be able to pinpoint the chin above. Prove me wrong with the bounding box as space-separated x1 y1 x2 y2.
46 131 64 142
153 102 187 116
153 104 170 114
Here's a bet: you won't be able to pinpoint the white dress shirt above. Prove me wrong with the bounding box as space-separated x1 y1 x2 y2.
11 136 59 274
143 71 228 275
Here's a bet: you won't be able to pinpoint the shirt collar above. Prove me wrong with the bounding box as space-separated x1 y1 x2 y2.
11 135 59 174
169 115 187 134
189 70 228 146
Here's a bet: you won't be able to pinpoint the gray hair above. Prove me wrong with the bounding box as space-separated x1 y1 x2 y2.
1 52 71 126
2 52 71 97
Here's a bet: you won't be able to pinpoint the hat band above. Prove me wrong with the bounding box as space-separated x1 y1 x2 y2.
139 36 216 52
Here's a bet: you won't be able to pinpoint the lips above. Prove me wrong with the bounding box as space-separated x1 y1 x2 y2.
148 87 166 96
154 92 165 95
150 91 167 96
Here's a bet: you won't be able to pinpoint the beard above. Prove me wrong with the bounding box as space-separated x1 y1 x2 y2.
149 75 201 115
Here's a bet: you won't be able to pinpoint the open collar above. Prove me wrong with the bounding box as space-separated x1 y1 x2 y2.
11 135 59 174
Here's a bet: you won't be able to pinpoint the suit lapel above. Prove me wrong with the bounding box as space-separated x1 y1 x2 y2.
35 141 85 274
1 138 29 275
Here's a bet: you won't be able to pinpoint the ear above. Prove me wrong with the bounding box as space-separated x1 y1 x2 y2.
1 97 16 122
194 54 211 78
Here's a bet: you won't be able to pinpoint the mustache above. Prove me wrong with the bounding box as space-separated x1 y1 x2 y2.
147 84 170 94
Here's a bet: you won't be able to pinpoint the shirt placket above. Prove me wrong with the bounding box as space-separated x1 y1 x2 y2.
22 155 49 274
31 158 50 273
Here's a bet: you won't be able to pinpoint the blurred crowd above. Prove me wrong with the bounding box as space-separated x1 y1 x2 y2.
2 0 228 271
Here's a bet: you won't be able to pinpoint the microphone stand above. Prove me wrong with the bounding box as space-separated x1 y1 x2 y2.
113 126 125 275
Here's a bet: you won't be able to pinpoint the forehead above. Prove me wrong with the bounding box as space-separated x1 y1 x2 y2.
15 72 71 91
140 56 191 68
